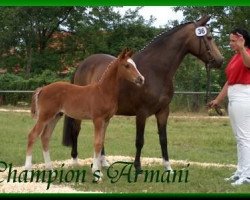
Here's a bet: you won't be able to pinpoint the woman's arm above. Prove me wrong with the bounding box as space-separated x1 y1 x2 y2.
239 47 250 68
208 81 228 108
236 33 250 68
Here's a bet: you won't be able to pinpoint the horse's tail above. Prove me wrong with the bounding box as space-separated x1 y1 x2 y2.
62 72 76 147
31 88 42 119
62 116 76 146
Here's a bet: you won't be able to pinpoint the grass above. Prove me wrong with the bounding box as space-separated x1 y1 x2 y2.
0 108 249 195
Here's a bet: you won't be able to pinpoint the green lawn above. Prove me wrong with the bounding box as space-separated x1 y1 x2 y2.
0 109 249 194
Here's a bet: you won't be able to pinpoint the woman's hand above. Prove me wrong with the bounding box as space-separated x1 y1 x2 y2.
236 33 250 68
235 33 245 51
207 99 220 108
207 99 223 116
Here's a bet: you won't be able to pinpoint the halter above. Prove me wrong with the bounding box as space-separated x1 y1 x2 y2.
193 22 215 67
194 22 222 115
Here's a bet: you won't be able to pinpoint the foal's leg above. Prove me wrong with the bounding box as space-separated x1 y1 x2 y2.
25 120 47 170
134 115 147 173
92 118 106 176
41 114 61 170
155 108 172 171
100 120 110 168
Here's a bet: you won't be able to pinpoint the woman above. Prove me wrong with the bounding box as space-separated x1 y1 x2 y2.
209 28 250 186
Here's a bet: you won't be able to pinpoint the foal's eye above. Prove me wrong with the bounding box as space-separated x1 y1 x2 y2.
124 64 130 69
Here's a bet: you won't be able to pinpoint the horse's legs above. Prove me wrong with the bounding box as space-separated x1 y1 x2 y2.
155 109 172 171
92 118 107 175
134 115 146 173
25 120 47 170
41 114 61 170
100 121 110 168
71 119 81 165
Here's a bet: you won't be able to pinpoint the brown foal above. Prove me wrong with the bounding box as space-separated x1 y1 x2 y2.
24 49 144 179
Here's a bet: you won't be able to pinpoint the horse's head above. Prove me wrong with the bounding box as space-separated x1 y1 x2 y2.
117 49 145 86
186 16 224 68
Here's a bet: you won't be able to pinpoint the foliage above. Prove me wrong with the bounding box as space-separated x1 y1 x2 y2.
2 6 250 107
0 7 74 75
0 70 68 105
0 7 157 76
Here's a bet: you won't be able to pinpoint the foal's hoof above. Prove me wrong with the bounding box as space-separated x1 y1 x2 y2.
91 164 103 177
101 160 110 169
92 170 103 183
47 169 57 177
26 170 32 179
92 177 102 183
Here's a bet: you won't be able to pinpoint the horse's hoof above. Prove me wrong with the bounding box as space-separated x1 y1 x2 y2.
100 171 103 177
92 170 103 183
134 164 143 174
165 168 174 174
26 170 32 179
135 169 143 175
93 177 102 183
72 158 79 166
46 169 57 177
101 160 110 169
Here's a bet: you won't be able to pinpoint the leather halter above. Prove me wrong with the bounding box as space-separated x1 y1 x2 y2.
193 22 223 115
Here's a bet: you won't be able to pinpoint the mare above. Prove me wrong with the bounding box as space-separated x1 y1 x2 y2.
62 16 224 172
24 49 144 177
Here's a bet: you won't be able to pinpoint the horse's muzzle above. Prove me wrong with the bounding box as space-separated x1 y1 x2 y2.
209 57 224 69
135 76 145 86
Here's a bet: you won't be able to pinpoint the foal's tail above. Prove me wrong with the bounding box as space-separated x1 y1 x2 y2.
31 88 42 119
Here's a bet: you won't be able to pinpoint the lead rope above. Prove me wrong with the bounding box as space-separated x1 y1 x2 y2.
205 64 211 106
205 64 223 116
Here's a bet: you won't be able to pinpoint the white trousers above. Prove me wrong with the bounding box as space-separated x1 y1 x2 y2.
228 84 250 178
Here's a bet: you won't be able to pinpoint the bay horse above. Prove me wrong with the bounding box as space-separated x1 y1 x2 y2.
24 49 144 177
62 16 224 172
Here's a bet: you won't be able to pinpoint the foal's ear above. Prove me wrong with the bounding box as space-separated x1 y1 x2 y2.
196 15 211 26
125 50 133 58
118 48 129 60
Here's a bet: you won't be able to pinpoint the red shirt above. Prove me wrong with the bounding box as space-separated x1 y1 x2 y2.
225 48 250 85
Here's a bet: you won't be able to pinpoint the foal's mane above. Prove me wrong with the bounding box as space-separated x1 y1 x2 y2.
98 59 117 84
139 22 193 52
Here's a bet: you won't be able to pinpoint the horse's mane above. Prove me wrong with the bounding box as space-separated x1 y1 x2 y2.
98 22 193 82
98 59 117 83
139 22 193 52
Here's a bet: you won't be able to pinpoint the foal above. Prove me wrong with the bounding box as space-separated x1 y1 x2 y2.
24 49 144 177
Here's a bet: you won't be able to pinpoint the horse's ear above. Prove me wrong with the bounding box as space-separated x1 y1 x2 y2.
196 15 211 26
118 48 129 60
125 50 133 58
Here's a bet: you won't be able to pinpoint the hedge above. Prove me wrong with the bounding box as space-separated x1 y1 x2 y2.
0 70 70 105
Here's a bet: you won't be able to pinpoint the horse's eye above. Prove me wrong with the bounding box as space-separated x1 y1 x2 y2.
124 64 130 69
207 35 212 40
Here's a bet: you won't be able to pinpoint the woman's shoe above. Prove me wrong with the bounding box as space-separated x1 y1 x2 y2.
224 174 240 182
231 177 250 186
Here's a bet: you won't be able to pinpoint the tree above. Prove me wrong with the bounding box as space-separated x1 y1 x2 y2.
0 7 74 76
0 7 157 76
67 7 158 61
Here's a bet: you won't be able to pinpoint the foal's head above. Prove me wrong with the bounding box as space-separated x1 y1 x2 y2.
116 49 145 86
